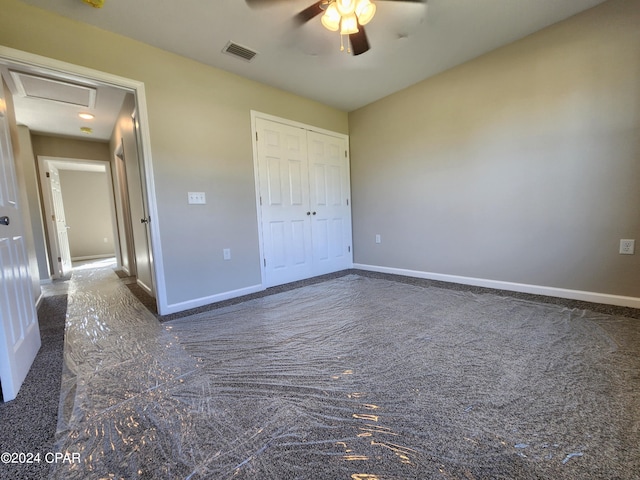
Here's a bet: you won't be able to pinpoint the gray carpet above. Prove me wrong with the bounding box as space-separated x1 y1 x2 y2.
161 275 640 479
15 268 639 479
154 269 640 322
42 274 609 478
0 295 67 480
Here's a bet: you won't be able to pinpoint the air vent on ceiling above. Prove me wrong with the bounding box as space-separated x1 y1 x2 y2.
9 70 97 108
222 42 258 62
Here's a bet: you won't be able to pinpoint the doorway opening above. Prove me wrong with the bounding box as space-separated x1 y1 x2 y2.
37 157 119 279
0 45 163 312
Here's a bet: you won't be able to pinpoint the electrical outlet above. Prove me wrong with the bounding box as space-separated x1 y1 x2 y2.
223 248 231 260
619 239 635 255
375 234 381 244
188 192 206 204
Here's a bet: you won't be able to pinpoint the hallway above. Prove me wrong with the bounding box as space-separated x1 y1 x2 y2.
51 262 201 478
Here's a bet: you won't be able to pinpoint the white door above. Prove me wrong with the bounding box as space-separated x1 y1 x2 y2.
0 82 41 402
256 118 313 286
40 161 72 278
131 112 154 295
307 131 352 275
255 117 352 287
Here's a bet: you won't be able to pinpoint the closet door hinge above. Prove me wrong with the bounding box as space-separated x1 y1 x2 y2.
256 132 258 141
46 172 50 178
264 258 266 267
346 198 349 206
344 150 347 158
259 196 262 206
348 246 351 253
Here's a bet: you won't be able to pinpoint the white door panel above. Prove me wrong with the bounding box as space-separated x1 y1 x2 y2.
38 160 72 279
257 118 313 286
0 82 40 402
49 165 72 277
307 130 352 275
131 113 154 296
256 117 352 287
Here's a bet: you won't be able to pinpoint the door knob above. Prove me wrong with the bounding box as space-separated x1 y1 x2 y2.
312 211 317 215
306 211 311 216
140 217 150 224
0 216 9 226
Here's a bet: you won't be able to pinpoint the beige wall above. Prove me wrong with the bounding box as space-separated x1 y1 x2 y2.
58 170 115 260
15 126 49 284
0 0 348 309
349 0 640 298
31 135 111 164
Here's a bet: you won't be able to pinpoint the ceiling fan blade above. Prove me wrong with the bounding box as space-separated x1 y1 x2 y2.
349 27 370 56
294 1 325 25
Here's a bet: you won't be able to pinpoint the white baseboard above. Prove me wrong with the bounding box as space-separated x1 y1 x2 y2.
353 263 640 309
136 279 153 296
71 254 115 261
35 291 44 309
161 284 264 316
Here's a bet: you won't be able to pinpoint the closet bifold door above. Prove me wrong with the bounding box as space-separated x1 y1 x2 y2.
255 117 352 287
256 118 314 286
307 130 351 276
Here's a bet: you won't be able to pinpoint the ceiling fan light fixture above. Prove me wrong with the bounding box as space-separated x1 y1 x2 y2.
340 13 359 35
335 0 357 16
355 0 376 25
321 3 341 32
317 0 380 54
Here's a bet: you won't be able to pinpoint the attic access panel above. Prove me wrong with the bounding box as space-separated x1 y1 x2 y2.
9 70 97 108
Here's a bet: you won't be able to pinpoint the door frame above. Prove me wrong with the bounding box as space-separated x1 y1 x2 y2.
37 156 120 274
37 158 73 278
130 109 156 296
113 142 136 277
0 46 166 312
250 110 352 287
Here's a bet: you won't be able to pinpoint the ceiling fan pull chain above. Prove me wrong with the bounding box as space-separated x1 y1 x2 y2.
340 34 345 52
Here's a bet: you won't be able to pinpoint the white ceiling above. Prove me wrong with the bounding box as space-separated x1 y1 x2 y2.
18 0 606 113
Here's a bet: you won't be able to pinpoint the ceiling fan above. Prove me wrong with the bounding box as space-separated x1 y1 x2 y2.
246 0 426 56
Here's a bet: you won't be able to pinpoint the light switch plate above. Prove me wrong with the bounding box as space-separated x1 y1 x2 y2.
188 192 206 204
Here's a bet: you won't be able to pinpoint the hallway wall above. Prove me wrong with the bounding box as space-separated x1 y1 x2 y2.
58 169 115 260
14 126 49 285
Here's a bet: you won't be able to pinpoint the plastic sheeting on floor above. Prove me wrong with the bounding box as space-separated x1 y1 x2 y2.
52 267 640 479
